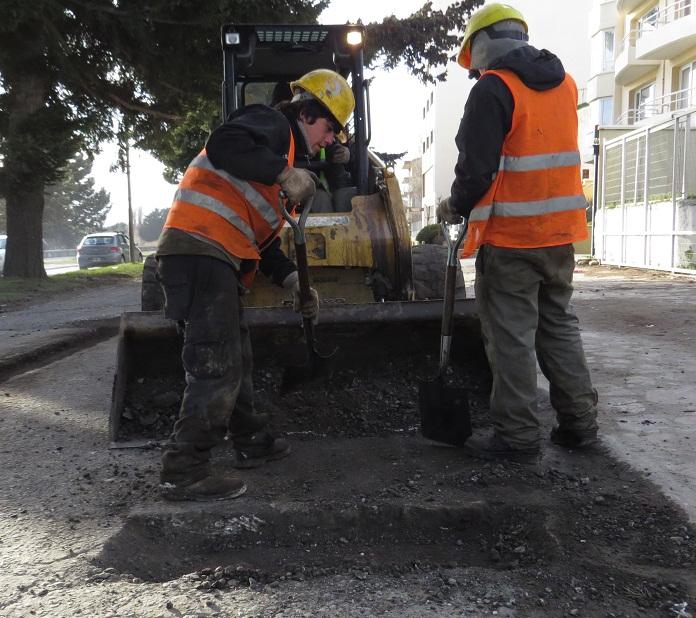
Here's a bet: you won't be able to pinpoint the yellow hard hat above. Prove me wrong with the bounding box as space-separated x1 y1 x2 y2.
457 3 528 69
290 69 355 130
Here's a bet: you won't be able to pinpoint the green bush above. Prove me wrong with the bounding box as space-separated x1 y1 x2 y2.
415 223 443 244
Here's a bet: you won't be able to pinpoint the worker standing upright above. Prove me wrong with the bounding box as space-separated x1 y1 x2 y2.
438 3 598 462
156 69 355 501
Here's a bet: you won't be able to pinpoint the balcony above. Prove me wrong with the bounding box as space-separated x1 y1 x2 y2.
615 85 696 124
590 1 618 35
635 3 696 60
614 30 661 83
617 0 652 12
587 71 616 101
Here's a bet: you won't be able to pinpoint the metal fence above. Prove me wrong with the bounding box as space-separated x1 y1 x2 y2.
596 108 696 273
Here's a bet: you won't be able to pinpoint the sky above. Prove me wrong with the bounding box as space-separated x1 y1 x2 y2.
97 0 592 226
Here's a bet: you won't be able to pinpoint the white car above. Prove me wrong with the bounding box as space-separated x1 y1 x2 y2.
0 234 6 274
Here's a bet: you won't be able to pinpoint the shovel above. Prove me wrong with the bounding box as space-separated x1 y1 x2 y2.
280 195 337 391
419 221 472 446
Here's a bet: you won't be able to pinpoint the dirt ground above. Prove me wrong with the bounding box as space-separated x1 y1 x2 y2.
0 264 695 617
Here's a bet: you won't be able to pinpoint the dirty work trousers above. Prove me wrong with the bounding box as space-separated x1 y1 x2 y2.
474 244 598 449
156 255 255 484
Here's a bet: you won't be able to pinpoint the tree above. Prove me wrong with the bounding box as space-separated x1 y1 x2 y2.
138 207 168 242
43 153 111 248
0 0 481 278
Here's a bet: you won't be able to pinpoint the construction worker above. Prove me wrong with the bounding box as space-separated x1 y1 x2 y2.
438 3 598 462
156 69 355 501
272 80 353 212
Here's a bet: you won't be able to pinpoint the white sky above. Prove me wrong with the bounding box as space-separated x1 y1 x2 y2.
97 0 591 225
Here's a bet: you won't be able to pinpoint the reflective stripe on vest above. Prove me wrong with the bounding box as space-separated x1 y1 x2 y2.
163 126 295 274
461 70 587 257
188 154 282 232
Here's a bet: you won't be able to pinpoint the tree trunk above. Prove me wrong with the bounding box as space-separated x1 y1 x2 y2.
4 186 46 278
2 69 49 278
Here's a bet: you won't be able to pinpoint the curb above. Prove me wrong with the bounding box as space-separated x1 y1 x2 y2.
0 317 120 383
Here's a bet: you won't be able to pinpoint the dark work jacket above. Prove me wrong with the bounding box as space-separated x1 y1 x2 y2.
203 104 298 286
450 46 567 218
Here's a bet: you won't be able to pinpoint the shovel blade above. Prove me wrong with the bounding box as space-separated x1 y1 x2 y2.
418 377 472 447
281 347 338 392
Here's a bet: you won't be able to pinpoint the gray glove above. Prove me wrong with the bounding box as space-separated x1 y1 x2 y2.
276 167 317 205
329 144 350 164
436 197 463 225
282 272 320 324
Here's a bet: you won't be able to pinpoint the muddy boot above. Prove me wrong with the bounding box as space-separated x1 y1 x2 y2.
463 431 540 464
160 472 247 502
233 431 291 469
550 426 599 449
228 410 270 436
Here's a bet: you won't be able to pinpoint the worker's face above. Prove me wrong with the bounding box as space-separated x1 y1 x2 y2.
300 113 339 155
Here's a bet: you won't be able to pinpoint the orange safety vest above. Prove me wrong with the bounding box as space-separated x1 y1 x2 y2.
163 130 296 287
461 69 588 258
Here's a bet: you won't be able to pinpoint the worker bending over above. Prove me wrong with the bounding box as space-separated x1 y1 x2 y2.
156 69 355 500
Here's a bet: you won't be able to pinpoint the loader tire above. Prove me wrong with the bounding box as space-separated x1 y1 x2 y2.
141 254 165 311
411 244 466 300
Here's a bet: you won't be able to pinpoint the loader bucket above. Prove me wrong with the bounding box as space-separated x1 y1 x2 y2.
109 299 486 444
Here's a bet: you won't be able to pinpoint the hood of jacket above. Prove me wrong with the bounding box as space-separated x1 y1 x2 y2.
488 45 565 91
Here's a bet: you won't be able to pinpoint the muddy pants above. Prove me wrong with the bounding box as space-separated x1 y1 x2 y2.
156 255 255 484
474 244 598 449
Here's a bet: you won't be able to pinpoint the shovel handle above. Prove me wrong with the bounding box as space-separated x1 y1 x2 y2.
281 194 316 348
439 221 468 371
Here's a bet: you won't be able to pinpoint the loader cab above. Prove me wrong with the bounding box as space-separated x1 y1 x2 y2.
221 23 372 197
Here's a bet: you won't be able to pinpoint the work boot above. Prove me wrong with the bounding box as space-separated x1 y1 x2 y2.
228 409 270 436
233 430 291 469
159 472 247 502
550 426 599 449
463 431 540 464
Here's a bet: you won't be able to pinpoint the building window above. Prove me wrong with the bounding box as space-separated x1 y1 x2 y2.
676 0 691 19
599 97 613 124
602 29 614 72
679 60 696 109
635 82 655 121
637 6 658 38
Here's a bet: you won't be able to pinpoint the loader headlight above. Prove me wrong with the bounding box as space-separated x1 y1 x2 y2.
224 32 240 45
346 30 363 46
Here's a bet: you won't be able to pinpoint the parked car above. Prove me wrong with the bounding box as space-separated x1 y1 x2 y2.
76 232 143 270
0 234 6 274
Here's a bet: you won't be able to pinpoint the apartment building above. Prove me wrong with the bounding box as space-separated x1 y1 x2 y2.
403 0 593 238
590 0 696 271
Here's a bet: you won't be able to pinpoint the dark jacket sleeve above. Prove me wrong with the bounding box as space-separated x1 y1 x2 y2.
205 104 292 185
450 75 514 218
258 237 296 287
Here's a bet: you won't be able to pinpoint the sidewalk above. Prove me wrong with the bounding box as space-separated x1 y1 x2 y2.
0 280 140 379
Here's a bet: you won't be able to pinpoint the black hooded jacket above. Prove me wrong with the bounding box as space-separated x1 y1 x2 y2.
449 46 567 218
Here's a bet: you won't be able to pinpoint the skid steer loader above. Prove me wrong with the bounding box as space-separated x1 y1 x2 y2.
110 23 480 443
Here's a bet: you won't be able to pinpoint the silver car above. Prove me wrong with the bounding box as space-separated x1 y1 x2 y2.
76 232 142 270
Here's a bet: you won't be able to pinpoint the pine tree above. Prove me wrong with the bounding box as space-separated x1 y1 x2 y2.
43 154 111 248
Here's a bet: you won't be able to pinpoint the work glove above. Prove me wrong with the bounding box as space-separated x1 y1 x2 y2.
436 197 463 225
282 271 320 324
276 166 317 205
328 143 351 165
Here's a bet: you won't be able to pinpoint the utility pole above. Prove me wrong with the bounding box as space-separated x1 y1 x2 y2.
125 139 136 262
